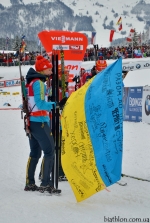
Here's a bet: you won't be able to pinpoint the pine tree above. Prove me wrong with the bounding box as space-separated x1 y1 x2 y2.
141 31 146 44
133 29 139 47
12 36 20 52
144 28 150 44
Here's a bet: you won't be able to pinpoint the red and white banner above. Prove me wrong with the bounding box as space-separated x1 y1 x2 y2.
38 30 88 95
109 30 115 42
126 29 135 42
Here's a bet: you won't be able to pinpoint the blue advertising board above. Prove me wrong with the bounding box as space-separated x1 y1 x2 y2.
123 87 143 122
5 79 20 87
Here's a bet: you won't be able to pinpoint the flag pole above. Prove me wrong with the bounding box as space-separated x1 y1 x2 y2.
132 37 133 59
141 32 142 50
40 42 42 55
7 41 9 67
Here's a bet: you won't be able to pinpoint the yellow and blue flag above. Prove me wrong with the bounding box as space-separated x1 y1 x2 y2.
61 58 123 202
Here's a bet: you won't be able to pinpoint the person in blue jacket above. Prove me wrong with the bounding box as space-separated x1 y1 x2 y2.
24 55 61 194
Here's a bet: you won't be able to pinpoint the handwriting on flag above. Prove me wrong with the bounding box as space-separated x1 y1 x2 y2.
61 58 123 202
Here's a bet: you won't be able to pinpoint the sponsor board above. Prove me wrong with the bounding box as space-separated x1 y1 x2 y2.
137 88 142 93
0 79 20 88
5 79 20 87
138 116 142 121
123 87 143 122
142 86 150 124
69 45 83 50
53 45 70 50
53 45 83 50
38 30 87 61
122 61 150 71
130 88 135 93
131 116 136 121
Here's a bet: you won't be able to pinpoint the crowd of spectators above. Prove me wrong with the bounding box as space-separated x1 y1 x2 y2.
0 51 37 66
83 45 150 61
0 45 150 67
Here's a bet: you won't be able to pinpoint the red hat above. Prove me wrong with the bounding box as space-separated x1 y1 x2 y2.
80 68 85 72
35 55 52 72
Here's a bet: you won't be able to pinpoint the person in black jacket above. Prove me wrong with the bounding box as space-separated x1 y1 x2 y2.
24 55 61 194
91 65 98 77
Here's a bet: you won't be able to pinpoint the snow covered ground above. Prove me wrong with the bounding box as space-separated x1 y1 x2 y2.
0 64 150 223
0 112 149 223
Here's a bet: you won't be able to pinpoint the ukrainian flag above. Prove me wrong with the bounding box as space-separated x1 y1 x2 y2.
61 58 123 202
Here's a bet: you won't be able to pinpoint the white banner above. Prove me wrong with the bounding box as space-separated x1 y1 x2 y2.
53 45 83 50
122 61 150 71
142 86 150 124
58 60 82 94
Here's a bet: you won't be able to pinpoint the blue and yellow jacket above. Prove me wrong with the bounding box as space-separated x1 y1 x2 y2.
26 68 54 123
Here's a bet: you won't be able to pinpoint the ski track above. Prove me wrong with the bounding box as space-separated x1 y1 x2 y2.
0 110 150 223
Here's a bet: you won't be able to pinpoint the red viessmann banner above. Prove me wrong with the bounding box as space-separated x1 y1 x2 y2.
38 30 88 61
38 30 88 95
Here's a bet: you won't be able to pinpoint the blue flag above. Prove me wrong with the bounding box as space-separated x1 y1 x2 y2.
61 58 123 202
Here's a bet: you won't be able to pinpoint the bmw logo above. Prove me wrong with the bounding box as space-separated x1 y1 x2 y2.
136 64 141 69
145 95 150 116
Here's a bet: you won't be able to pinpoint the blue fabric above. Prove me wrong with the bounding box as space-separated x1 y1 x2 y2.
85 58 123 187
98 52 103 56
29 80 54 123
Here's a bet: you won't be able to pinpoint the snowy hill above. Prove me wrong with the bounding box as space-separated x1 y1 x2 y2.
0 0 150 47
0 64 150 222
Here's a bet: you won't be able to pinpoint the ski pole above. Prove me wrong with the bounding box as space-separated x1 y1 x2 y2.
121 173 150 182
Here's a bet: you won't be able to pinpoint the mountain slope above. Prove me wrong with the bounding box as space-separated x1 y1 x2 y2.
0 0 149 48
60 0 150 46
0 0 94 44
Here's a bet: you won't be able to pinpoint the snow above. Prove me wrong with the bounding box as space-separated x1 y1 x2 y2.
0 0 149 47
123 68 150 87
0 64 150 223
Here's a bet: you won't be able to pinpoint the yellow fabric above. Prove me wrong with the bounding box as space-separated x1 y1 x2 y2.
39 80 45 100
61 79 106 202
26 157 31 185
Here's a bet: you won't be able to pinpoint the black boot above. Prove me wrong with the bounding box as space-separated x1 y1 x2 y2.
39 156 61 194
38 185 61 194
24 184 39 191
25 157 39 186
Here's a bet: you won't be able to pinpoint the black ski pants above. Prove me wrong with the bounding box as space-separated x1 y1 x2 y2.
26 121 55 186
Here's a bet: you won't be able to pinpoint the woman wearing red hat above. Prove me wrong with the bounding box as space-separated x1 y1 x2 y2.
24 55 61 194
